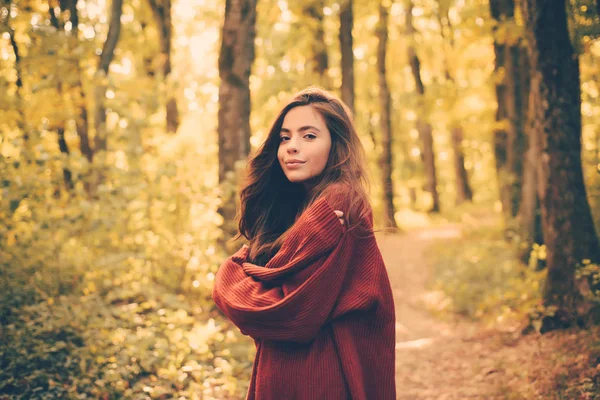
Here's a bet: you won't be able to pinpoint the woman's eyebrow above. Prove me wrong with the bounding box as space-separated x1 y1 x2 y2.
280 125 321 134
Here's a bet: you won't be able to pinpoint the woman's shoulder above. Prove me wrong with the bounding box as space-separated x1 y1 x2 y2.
319 182 355 210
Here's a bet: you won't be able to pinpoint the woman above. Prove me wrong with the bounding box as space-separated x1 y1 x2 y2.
212 88 396 399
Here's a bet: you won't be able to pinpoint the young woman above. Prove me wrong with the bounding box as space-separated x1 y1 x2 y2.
212 88 396 399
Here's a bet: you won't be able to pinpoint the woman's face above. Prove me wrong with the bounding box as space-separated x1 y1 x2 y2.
277 105 332 188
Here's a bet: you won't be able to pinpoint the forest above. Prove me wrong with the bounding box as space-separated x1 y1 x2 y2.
1 0 600 398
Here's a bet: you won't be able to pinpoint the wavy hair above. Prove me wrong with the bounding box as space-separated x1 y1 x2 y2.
237 87 371 265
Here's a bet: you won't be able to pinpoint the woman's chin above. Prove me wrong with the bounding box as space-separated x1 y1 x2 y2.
284 174 309 184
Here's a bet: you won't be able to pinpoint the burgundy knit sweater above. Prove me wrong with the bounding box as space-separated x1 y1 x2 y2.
212 189 396 399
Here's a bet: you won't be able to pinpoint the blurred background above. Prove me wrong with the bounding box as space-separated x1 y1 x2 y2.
1 0 600 398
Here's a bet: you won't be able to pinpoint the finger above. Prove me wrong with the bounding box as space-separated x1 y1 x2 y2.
334 210 344 217
339 218 345 225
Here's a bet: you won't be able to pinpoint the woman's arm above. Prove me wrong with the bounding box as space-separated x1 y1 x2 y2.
212 196 360 343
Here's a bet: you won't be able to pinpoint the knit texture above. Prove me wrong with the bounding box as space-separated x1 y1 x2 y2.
212 188 396 400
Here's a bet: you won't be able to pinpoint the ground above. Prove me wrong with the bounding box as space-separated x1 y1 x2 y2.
376 226 599 400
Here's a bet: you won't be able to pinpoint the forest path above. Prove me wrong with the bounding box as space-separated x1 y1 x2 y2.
377 226 525 400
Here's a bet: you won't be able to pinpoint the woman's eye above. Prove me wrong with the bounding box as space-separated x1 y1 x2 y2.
304 133 317 139
280 136 290 142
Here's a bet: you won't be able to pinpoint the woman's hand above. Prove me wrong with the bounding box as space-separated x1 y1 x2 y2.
334 210 345 226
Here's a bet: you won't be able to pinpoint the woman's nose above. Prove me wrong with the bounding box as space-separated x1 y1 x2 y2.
287 138 299 153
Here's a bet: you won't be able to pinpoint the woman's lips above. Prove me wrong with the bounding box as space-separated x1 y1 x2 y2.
285 161 305 169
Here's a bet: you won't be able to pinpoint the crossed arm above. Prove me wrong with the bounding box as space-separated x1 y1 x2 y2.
212 197 355 343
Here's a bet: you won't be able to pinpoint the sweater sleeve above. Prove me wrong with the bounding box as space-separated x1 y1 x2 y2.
212 196 354 343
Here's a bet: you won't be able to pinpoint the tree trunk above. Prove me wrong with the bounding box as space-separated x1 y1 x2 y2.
148 0 180 134
436 5 473 204
406 0 440 212
490 0 528 220
57 128 74 190
48 7 75 190
339 0 354 113
94 0 124 154
517 73 543 263
304 0 330 88
490 0 512 220
6 23 26 140
218 0 257 234
67 0 93 163
505 44 529 216
450 126 473 204
521 0 600 330
376 3 398 230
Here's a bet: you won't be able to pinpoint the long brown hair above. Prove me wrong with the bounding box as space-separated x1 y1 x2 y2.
237 87 371 265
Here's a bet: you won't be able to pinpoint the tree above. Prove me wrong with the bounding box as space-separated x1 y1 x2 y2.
436 0 473 204
94 0 124 155
68 0 94 164
339 0 355 113
48 5 74 190
406 0 440 212
2 0 26 142
376 2 398 229
517 73 543 262
303 0 330 88
489 0 529 222
520 0 600 329
147 0 180 133
218 0 257 233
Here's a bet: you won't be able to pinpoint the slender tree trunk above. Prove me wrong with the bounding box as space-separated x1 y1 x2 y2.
57 127 74 190
148 0 180 133
450 127 472 203
218 0 257 237
406 0 440 212
505 44 529 216
339 0 354 113
2 3 27 142
521 0 600 330
66 0 93 163
436 5 473 204
48 7 75 190
304 0 330 88
490 0 528 221
517 73 543 263
376 3 398 229
490 0 512 219
94 0 124 154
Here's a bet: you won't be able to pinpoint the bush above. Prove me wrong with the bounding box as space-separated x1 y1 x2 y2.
428 224 546 327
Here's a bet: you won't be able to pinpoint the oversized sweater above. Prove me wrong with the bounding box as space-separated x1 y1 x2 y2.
212 190 396 400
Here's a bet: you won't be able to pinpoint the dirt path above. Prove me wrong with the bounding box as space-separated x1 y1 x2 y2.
376 227 518 400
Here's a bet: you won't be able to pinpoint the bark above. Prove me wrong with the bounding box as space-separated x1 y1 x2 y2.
490 0 528 220
490 0 512 219
7 26 25 136
437 5 473 204
304 0 330 88
218 0 257 231
506 45 529 215
94 0 124 154
521 0 600 329
376 3 398 229
57 128 74 190
517 73 543 263
450 126 473 204
147 0 180 133
49 5 75 190
406 0 440 212
339 0 354 113
64 0 93 163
